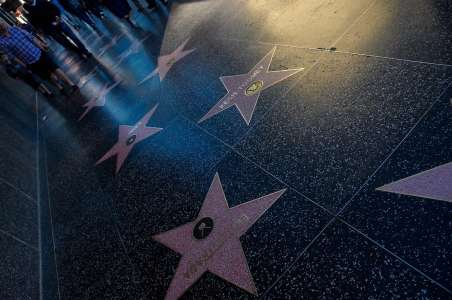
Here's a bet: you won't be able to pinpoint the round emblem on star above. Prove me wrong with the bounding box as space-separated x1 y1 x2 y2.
244 80 264 96
126 134 137 145
193 217 214 240
166 57 177 67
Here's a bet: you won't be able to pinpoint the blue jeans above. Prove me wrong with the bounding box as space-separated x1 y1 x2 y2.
48 21 90 56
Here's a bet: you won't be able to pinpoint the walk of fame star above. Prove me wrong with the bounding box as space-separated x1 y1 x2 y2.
98 33 126 57
153 173 286 300
377 162 452 203
96 104 163 173
198 47 304 125
138 38 195 84
78 80 121 121
78 67 98 87
113 34 152 68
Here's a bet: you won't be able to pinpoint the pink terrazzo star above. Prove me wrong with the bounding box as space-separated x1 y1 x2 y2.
138 38 195 84
153 173 286 299
96 104 163 173
78 67 98 87
199 47 303 125
377 162 452 203
98 33 126 57
113 34 152 68
78 81 121 121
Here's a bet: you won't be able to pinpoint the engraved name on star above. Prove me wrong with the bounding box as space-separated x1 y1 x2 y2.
153 173 286 300
78 80 121 121
198 47 304 125
96 104 163 173
377 162 452 203
138 38 195 84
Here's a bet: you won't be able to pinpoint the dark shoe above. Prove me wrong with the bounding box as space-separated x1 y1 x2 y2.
60 85 79 96
70 85 80 95
126 18 138 28
45 91 55 98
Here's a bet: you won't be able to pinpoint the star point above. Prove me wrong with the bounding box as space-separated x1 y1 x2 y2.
199 47 304 125
78 80 121 121
377 162 452 203
96 104 163 173
153 173 286 299
113 34 152 68
98 33 125 57
139 38 195 85
78 67 98 87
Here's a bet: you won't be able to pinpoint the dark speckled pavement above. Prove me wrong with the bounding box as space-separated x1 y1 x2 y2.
1 0 452 299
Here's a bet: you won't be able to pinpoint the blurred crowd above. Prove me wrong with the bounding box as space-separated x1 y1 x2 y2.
0 0 168 97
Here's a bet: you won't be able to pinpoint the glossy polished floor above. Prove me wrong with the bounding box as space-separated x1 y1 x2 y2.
1 0 452 299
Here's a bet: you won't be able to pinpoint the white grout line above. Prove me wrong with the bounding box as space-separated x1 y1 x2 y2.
0 228 38 251
216 36 452 69
185 115 334 215
259 217 337 299
35 92 44 300
330 0 379 48
35 93 62 300
336 80 452 216
0 176 36 205
329 49 452 68
341 219 452 295
43 134 62 300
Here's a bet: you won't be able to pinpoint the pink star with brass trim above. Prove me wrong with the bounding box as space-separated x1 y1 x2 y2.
198 47 304 125
78 81 121 121
153 173 286 300
138 38 195 84
96 104 163 173
377 162 452 203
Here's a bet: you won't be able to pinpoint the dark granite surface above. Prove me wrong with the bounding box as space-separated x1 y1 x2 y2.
2 0 451 299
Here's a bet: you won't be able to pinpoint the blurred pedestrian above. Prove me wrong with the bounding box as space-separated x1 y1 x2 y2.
1 53 53 97
23 0 92 58
101 0 136 27
1 0 22 13
81 0 104 20
58 0 97 30
0 21 78 93
145 0 169 9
